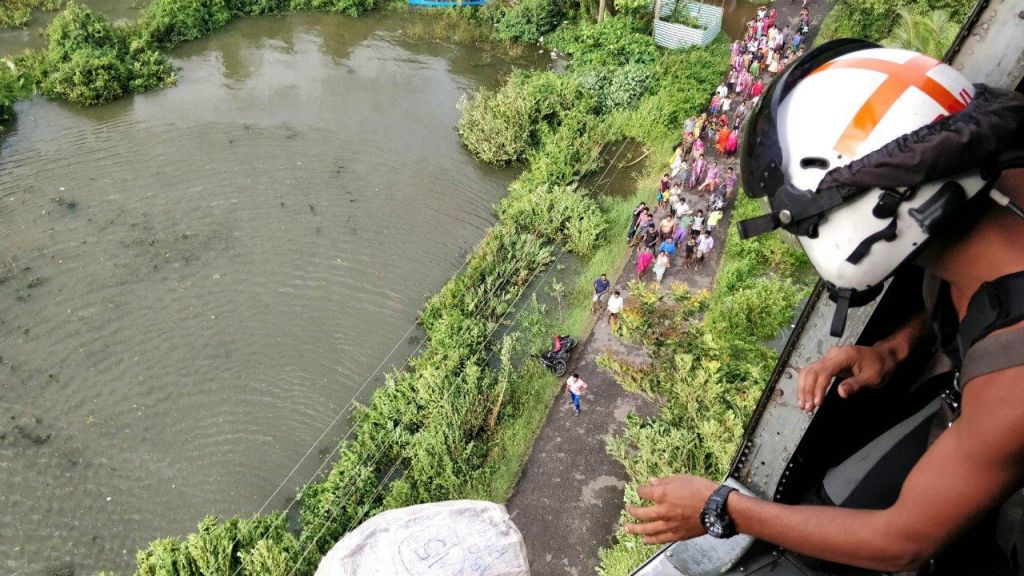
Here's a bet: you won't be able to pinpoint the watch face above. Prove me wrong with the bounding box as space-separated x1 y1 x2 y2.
702 512 724 537
708 521 724 538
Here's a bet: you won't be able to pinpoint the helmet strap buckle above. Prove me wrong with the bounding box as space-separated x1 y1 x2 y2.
872 186 917 219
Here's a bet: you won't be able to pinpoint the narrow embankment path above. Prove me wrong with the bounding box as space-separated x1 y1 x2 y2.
506 2 835 573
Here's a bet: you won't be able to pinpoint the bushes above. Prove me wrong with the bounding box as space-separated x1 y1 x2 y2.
817 0 974 45
133 514 306 576
40 3 174 106
577 63 654 114
548 17 658 68
596 195 815 576
138 0 233 47
498 183 607 256
227 0 291 15
457 70 591 166
0 0 64 29
1 54 41 129
492 0 564 44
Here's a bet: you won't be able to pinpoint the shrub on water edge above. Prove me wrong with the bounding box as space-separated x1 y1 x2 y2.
0 0 65 29
40 3 174 106
576 63 655 115
138 0 233 47
226 0 290 16
457 70 590 166
517 109 603 188
492 0 564 44
498 183 606 257
547 17 658 69
1 54 41 128
133 514 304 576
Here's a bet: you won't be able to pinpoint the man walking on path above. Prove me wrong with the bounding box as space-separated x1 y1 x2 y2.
592 273 611 313
607 290 624 330
696 230 715 269
565 373 588 416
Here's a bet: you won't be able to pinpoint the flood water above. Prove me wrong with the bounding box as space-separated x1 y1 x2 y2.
0 12 536 576
721 0 771 40
0 0 140 56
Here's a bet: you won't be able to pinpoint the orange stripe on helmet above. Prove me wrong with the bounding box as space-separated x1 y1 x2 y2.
811 54 968 157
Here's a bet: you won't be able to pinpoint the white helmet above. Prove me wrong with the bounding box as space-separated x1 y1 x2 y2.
739 40 1024 336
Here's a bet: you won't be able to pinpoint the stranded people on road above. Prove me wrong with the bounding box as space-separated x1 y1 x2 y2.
653 251 671 284
592 274 611 313
695 230 714 269
565 373 588 416
636 246 653 281
607 290 624 330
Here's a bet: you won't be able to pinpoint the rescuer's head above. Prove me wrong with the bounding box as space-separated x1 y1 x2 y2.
738 40 1024 336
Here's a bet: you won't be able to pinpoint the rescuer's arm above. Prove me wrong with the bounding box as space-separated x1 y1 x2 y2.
626 365 1024 572
796 309 934 412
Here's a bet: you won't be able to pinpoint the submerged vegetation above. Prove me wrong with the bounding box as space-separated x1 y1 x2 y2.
0 0 65 29
596 196 814 575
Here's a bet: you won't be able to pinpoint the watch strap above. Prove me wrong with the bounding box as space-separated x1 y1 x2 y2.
701 484 738 538
707 484 736 515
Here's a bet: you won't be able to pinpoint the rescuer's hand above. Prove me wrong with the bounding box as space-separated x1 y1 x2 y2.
797 344 898 412
624 474 718 544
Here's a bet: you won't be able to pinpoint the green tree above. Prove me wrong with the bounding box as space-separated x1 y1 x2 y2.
881 7 959 59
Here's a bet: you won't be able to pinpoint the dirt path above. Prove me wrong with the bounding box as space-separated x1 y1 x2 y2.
506 2 835 574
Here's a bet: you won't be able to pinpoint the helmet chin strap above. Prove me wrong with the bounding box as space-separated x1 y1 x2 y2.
982 148 1024 220
989 189 1024 220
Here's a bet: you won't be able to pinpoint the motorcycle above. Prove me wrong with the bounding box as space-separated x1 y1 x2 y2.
536 335 577 377
709 191 727 212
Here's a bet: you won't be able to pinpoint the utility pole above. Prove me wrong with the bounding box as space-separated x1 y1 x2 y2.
652 0 663 37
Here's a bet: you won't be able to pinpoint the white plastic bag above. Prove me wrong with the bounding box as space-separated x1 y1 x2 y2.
314 500 530 576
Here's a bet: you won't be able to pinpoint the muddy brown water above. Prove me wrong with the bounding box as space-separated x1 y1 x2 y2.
0 11 540 576
721 0 772 40
0 0 140 56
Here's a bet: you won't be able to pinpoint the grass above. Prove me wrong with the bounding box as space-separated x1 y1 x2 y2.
397 8 528 60
466 144 657 503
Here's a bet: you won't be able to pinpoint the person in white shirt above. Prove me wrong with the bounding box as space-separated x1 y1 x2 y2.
565 373 589 415
695 230 715 269
606 290 624 330
673 198 691 219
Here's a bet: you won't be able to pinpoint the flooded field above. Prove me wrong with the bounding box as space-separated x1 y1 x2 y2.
0 11 536 575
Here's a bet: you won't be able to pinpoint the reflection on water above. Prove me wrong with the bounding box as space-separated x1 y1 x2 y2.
0 0 138 56
0 13 535 576
721 0 771 40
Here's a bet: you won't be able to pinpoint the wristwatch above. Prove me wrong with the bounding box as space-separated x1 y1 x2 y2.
700 484 737 538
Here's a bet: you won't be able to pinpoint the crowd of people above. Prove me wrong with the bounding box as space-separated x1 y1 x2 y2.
618 3 812 289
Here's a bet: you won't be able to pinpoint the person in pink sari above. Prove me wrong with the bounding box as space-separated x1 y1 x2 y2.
688 155 707 190
690 137 704 160
735 70 751 97
725 129 739 157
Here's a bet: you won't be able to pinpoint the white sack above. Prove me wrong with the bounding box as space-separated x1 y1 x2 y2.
314 499 530 576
